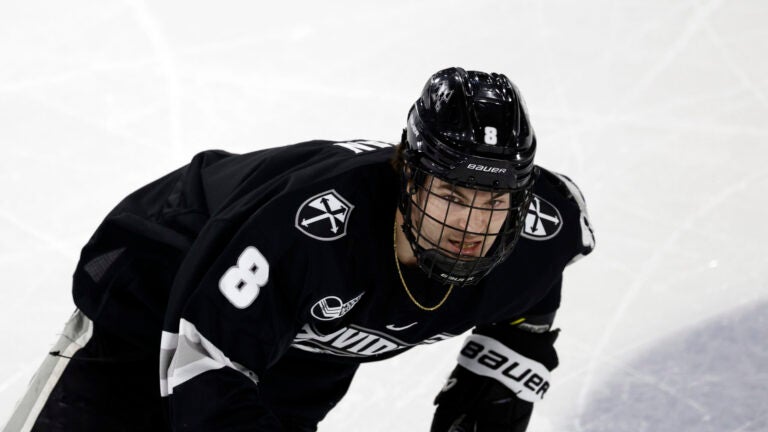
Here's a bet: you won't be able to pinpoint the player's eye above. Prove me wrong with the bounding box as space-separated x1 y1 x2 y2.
442 194 464 204
489 199 505 208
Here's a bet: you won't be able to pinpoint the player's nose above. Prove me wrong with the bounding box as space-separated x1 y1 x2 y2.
452 204 491 235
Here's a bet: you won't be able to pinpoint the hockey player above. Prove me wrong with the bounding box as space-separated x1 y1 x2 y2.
4 67 594 431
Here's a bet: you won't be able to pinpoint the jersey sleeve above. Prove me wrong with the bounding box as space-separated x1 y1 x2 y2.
160 208 311 431
496 273 562 332
72 150 232 346
457 268 562 406
71 147 309 430
548 170 596 264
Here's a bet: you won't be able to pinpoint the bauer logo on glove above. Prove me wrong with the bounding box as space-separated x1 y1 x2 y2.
457 334 551 402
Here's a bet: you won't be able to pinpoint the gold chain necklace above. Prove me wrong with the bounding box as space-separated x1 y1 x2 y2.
393 221 454 311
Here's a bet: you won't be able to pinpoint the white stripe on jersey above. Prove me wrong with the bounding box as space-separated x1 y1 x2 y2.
160 319 258 397
2 310 93 432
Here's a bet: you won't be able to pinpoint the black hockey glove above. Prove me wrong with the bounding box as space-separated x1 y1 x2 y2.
431 326 559 432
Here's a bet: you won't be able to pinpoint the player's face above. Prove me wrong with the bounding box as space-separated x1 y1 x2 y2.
410 176 511 259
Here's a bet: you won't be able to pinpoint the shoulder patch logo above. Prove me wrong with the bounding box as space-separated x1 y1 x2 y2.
311 292 365 321
521 195 563 240
295 190 354 241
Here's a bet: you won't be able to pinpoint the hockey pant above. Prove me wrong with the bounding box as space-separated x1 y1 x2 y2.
3 310 359 432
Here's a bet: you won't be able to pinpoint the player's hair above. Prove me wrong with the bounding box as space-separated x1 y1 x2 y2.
389 132 407 173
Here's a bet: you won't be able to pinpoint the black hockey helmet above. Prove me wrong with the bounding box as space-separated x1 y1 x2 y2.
399 67 537 286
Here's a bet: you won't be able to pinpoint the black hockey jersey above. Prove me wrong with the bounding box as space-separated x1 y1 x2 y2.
71 139 594 429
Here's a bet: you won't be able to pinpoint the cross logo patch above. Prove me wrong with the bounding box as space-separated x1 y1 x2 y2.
521 195 563 240
295 190 354 241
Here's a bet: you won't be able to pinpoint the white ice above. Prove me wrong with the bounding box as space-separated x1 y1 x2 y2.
1 1 767 430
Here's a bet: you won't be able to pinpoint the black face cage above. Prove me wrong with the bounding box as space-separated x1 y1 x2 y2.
398 164 532 287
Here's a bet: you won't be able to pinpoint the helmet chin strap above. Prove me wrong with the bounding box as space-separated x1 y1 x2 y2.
417 249 480 284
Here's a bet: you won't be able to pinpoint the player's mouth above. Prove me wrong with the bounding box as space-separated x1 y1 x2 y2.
447 239 483 256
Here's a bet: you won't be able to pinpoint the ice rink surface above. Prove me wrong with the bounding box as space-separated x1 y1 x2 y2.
1 0 767 430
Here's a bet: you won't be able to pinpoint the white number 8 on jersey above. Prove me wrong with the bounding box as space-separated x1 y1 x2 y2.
219 246 270 309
